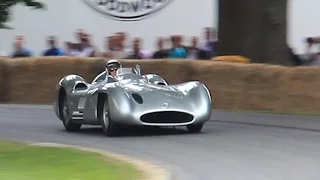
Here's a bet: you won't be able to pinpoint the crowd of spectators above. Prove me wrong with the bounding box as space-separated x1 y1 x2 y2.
0 27 217 60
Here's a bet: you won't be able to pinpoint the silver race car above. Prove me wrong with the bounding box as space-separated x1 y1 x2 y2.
53 63 212 136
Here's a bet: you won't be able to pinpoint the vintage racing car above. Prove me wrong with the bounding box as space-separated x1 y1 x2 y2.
53 64 212 136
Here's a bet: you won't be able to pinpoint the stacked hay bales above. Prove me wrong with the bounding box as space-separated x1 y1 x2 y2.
0 57 319 113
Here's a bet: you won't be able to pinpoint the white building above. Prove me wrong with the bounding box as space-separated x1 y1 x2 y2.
0 0 317 55
0 0 217 55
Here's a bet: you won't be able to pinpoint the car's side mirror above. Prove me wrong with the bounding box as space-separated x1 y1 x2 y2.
135 64 141 75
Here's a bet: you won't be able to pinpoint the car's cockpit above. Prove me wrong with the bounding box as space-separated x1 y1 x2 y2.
91 65 144 84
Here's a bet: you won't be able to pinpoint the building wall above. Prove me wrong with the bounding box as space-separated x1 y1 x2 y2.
0 0 216 55
0 0 316 56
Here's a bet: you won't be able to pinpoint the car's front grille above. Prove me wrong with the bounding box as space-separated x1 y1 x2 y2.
140 111 194 124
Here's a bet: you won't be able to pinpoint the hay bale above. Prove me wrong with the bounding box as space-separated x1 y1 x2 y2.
236 64 290 111
188 61 306 112
5 57 320 114
6 57 100 103
189 61 250 109
0 58 8 102
279 66 320 113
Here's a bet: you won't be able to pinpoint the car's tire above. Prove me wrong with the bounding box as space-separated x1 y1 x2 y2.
186 123 203 133
60 93 81 132
101 97 119 137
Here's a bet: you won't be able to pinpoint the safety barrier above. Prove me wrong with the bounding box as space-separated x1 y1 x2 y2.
0 57 319 113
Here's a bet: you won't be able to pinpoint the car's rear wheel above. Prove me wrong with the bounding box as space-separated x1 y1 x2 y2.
60 94 81 132
101 98 118 137
186 123 203 133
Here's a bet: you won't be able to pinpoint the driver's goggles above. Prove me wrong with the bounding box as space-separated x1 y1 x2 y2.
109 68 118 72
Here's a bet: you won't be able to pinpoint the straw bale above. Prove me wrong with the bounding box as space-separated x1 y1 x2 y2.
6 57 99 103
4 57 320 114
0 58 7 102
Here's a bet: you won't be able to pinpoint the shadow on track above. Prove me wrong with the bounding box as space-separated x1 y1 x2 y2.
59 125 205 138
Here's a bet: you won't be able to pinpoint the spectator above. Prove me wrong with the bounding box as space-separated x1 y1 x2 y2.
126 38 144 59
110 33 131 59
116 32 127 46
64 41 80 56
102 35 116 58
187 36 200 59
64 34 97 57
77 34 96 57
199 27 217 59
3 28 224 60
300 37 320 66
152 37 169 59
42 36 65 56
138 39 152 59
11 36 32 58
74 29 88 51
168 35 188 59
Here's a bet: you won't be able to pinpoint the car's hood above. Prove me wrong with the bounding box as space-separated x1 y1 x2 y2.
119 81 190 105
122 81 181 95
100 80 204 112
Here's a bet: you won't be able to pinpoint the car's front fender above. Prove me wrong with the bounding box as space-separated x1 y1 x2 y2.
174 81 213 123
53 74 88 120
99 85 134 124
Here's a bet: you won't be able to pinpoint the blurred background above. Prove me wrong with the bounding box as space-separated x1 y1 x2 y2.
0 0 319 66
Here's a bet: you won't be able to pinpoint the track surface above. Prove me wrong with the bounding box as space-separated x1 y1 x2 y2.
1 104 320 180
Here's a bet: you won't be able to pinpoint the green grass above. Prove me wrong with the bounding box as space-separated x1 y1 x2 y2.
0 140 142 180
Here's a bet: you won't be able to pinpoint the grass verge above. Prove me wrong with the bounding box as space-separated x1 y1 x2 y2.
0 140 142 180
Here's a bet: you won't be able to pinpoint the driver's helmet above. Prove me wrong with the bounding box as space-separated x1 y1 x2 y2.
106 59 121 74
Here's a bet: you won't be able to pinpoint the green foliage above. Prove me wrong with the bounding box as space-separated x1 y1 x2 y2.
0 0 45 29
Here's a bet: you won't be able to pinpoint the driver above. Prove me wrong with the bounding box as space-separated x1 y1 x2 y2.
106 59 121 77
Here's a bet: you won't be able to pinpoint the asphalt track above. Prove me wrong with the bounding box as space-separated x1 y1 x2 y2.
1 104 320 180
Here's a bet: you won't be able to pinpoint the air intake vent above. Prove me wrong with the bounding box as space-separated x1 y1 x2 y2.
157 82 166 85
132 93 143 104
140 111 194 124
74 83 87 91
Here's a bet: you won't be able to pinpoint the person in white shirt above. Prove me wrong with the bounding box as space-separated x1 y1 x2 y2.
65 35 96 57
110 34 131 59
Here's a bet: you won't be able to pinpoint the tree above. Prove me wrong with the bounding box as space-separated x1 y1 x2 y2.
0 0 45 29
217 0 290 66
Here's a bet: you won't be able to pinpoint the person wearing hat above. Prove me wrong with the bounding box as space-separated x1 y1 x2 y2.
106 59 122 77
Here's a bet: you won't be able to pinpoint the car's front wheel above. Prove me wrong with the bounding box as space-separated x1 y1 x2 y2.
101 98 119 137
186 123 203 133
60 94 81 132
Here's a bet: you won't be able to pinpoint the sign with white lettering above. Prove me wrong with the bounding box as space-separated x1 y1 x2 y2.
82 0 174 21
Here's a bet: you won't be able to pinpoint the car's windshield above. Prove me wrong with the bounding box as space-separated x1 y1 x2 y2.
116 68 135 75
92 67 146 84
115 67 147 83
